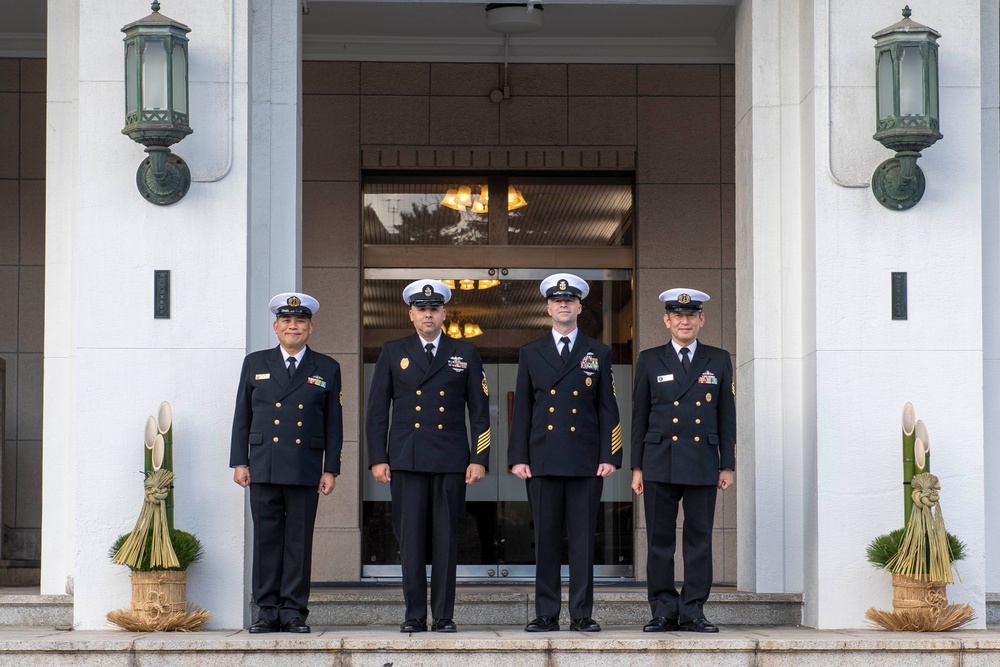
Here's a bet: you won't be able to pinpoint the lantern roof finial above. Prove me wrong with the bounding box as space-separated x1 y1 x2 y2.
151 1 161 12
902 5 911 19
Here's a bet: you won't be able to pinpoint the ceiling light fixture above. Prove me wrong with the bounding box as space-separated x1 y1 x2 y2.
485 3 544 103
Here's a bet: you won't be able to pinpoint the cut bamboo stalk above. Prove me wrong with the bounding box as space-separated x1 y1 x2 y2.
157 401 174 530
902 403 916 524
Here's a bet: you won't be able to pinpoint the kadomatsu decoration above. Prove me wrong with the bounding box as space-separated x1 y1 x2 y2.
864 403 973 631
107 402 209 631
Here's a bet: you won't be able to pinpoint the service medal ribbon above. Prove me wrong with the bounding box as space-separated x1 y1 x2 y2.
448 356 468 372
307 376 328 388
579 352 600 372
698 371 719 385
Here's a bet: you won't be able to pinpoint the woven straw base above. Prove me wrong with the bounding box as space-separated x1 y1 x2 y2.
865 604 975 632
106 606 211 632
890 573 948 614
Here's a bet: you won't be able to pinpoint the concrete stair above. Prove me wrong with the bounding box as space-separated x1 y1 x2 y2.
1 625 999 667
306 585 802 626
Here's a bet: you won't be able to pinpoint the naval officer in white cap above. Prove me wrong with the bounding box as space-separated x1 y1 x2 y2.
508 273 623 633
365 279 491 633
630 288 735 634
230 292 343 634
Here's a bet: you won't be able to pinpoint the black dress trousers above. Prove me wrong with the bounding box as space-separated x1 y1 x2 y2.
390 470 465 621
249 482 320 623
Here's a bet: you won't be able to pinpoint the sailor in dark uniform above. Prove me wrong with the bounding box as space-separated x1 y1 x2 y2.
631 288 736 634
230 292 343 634
365 279 491 633
508 273 623 633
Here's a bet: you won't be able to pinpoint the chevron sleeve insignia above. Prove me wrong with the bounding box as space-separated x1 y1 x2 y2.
476 430 491 455
611 423 622 455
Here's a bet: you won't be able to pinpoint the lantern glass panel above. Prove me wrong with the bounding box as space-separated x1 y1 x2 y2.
172 44 187 115
142 39 168 111
877 49 895 120
125 42 138 115
899 45 924 116
929 49 938 117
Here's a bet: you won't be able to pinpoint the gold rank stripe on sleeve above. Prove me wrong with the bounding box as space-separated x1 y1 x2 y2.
477 430 491 454
611 423 622 455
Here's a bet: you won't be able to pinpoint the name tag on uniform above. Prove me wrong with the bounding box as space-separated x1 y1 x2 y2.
657 374 673 383
307 375 327 388
255 373 270 380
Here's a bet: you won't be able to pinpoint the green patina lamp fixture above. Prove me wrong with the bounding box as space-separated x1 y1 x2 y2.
122 1 192 206
871 6 942 211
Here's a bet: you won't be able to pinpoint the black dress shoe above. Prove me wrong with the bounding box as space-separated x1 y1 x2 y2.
248 618 280 634
679 617 719 633
400 618 427 633
524 616 559 632
283 617 311 633
643 616 679 632
431 618 457 632
569 617 601 632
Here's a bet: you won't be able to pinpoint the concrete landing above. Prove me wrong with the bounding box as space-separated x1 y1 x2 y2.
1 625 999 667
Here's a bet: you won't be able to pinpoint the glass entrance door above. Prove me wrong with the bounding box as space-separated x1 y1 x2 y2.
361 268 634 581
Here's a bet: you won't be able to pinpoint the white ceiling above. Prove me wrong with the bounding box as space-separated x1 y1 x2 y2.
0 1 736 62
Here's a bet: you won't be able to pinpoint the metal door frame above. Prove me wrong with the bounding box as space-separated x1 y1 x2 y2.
361 265 633 582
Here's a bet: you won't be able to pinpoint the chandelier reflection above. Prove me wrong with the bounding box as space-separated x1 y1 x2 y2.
440 279 501 290
442 317 484 339
441 184 527 213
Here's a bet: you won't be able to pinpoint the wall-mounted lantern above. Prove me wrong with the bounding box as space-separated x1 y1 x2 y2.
871 6 941 211
122 1 192 206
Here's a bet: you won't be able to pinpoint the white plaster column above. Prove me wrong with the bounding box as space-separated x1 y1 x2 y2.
248 0 301 353
735 0 809 597
980 0 1000 597
40 0 81 597
44 0 254 629
739 0 991 628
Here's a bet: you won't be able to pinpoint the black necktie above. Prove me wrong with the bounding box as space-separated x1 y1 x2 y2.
680 347 691 377
425 343 435 364
560 336 571 362
287 356 297 377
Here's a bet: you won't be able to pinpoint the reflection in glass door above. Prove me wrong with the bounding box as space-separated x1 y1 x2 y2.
361 269 634 581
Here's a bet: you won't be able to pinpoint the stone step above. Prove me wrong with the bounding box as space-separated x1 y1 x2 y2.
2 587 997 631
307 586 802 626
1 626 999 667
0 592 72 628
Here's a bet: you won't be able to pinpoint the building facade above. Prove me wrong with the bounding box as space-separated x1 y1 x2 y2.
0 0 995 630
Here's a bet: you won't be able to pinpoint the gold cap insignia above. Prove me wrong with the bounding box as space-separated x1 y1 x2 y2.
287 296 301 307
423 285 433 296
558 279 568 290
400 358 410 370
678 293 691 304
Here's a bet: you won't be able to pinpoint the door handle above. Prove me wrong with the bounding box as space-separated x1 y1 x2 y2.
488 569 496 577
500 569 509 577
507 391 514 431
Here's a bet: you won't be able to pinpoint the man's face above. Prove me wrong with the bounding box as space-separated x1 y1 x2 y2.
409 305 446 340
546 297 582 326
273 315 314 352
664 310 704 346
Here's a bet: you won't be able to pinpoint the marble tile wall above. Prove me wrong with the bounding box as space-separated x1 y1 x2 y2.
301 62 736 584
0 58 46 564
